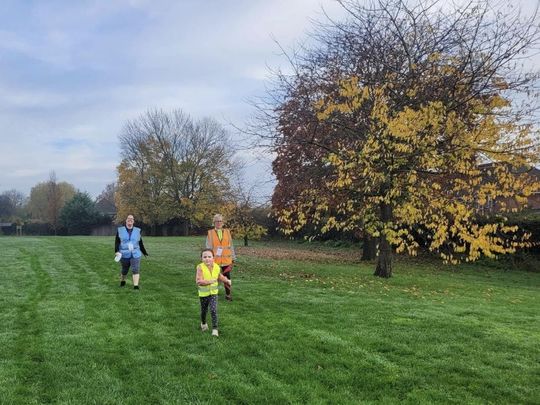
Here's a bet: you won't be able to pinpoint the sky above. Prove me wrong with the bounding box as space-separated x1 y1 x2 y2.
0 0 348 200
0 0 538 201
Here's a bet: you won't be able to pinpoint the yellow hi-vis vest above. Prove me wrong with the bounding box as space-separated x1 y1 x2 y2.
197 262 220 297
207 229 234 266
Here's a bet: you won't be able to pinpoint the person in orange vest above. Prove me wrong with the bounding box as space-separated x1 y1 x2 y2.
206 213 236 301
196 249 231 337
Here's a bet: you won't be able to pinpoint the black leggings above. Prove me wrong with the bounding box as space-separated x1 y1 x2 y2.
200 295 218 329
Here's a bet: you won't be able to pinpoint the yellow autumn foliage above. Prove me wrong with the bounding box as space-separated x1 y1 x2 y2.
277 71 539 264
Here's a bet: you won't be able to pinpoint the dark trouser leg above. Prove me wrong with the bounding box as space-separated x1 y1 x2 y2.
209 295 218 329
224 272 231 296
121 259 130 276
120 259 130 286
221 265 232 297
200 296 210 324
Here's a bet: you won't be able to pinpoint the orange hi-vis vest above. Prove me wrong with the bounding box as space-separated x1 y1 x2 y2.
207 229 233 266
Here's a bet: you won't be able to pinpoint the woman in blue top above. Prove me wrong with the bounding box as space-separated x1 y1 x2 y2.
114 214 148 289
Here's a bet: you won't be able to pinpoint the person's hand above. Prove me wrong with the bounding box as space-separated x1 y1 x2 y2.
227 279 232 286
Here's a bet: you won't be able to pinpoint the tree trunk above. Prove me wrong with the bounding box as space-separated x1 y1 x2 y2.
374 235 392 277
244 235 248 246
361 235 377 261
373 202 393 278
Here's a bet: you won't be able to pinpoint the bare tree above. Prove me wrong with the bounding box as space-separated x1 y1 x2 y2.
95 182 117 216
0 189 26 221
117 109 241 235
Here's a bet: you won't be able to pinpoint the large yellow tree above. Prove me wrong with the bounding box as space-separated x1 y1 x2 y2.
267 0 540 277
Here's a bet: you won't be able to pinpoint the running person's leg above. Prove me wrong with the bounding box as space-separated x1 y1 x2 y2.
200 296 210 329
120 258 130 286
221 265 232 300
209 295 218 329
131 257 141 289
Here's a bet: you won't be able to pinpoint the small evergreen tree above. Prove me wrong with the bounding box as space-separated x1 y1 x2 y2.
60 192 101 235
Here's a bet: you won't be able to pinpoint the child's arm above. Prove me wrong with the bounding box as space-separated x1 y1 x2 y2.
218 273 232 286
196 265 217 286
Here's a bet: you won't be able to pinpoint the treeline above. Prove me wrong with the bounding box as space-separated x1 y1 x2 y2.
0 172 116 236
1 109 276 243
1 167 277 241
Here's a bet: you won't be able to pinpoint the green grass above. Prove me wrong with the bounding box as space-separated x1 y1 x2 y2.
0 236 538 404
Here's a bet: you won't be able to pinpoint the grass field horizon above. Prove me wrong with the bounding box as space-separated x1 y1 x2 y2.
1 236 538 404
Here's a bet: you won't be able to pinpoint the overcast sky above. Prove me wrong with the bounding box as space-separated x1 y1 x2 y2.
0 0 538 200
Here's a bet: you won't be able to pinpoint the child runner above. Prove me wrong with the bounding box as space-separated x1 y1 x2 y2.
196 249 232 337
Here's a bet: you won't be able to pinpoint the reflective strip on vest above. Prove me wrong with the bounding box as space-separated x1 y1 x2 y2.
198 262 220 297
198 285 218 294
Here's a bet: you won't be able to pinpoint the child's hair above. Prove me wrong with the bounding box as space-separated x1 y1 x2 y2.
201 248 214 258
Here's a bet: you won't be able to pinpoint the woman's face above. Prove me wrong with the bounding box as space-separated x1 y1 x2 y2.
214 219 223 229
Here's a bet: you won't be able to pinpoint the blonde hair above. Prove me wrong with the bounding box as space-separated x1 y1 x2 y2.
213 214 223 223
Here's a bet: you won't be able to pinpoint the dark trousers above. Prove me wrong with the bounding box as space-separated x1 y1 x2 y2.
221 265 232 296
200 295 218 329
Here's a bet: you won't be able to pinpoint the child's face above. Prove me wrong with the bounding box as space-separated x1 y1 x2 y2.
202 251 214 266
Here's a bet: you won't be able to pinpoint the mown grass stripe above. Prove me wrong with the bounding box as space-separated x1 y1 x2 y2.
11 245 55 403
0 236 538 404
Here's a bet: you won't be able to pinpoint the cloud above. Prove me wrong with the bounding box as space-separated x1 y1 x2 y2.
0 0 538 199
0 86 70 109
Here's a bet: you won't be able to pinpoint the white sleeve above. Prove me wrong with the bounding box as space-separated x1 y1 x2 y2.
205 232 212 250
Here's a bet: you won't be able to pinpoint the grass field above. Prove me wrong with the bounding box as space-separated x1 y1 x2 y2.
0 236 538 404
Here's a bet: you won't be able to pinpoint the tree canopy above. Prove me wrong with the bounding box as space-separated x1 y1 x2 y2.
60 192 101 235
223 179 268 246
27 173 76 232
265 0 540 277
116 109 240 234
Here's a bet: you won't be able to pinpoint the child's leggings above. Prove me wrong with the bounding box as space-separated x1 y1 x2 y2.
200 295 218 329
